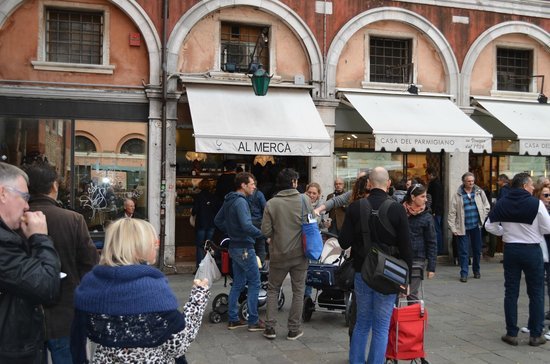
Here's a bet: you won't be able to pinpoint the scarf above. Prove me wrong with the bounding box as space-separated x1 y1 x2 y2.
403 201 425 216
488 188 539 224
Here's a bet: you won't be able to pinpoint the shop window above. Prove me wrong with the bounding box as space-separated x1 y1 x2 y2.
369 37 413 84
120 138 145 155
220 22 269 73
75 136 97 153
32 3 114 74
496 48 533 92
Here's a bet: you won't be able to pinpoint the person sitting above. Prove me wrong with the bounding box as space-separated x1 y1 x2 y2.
71 218 210 363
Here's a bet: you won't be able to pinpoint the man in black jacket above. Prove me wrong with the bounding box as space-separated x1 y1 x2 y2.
0 162 61 363
24 162 99 363
339 166 412 364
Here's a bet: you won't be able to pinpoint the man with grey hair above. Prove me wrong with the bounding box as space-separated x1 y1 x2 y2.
117 197 144 219
448 172 490 282
0 162 61 363
326 177 346 235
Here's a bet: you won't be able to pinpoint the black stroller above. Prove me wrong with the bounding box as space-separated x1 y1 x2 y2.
302 233 353 325
206 238 285 323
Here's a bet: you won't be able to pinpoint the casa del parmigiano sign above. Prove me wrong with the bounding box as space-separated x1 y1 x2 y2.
375 134 491 153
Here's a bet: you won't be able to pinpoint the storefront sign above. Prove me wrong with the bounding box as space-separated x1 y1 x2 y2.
375 134 491 153
520 139 550 156
195 137 331 156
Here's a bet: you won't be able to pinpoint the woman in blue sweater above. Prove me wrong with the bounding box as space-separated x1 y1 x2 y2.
71 218 209 363
402 183 437 300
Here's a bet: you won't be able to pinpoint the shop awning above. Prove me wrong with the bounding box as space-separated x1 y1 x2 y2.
473 99 550 155
341 92 492 153
185 84 331 156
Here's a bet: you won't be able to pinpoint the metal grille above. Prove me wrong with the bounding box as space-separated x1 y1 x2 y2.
370 37 412 83
46 8 103 64
220 23 269 73
497 48 532 92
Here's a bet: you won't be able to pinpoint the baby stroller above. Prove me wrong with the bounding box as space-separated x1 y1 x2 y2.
207 238 285 324
385 266 430 364
302 233 353 325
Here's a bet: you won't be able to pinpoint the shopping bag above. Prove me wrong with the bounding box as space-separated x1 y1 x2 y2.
386 302 428 360
302 219 323 260
195 251 221 284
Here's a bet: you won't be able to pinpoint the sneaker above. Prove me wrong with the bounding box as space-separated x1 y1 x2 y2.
544 331 550 341
474 272 481 279
287 330 304 340
529 335 547 347
227 319 247 330
460 276 467 283
520 327 530 333
263 327 276 339
501 334 518 346
248 320 266 332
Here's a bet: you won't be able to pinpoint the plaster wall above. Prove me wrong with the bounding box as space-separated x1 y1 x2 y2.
335 20 446 92
178 6 310 82
76 120 147 153
0 0 149 85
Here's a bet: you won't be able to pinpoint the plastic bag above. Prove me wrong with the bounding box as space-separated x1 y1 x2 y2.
195 251 221 284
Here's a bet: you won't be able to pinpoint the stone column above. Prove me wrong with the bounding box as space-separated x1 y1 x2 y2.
312 99 339 199
444 151 469 261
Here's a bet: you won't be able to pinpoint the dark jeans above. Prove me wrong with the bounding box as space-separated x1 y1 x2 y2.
434 215 444 254
545 262 550 312
457 226 482 278
503 243 544 337
44 337 71 364
195 227 215 268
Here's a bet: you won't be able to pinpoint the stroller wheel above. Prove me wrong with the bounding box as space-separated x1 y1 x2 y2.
212 293 229 312
209 311 222 324
302 296 314 322
239 301 249 321
277 289 285 310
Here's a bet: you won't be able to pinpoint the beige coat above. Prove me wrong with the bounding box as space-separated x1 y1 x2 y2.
448 185 491 236
261 189 312 264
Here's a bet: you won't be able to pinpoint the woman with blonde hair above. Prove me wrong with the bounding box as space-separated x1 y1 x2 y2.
71 218 209 364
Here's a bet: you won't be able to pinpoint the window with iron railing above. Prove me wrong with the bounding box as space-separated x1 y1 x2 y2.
220 22 269 73
46 8 103 64
497 48 533 92
369 37 412 84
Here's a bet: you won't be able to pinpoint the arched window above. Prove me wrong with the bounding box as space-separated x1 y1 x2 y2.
75 136 96 152
121 138 145 155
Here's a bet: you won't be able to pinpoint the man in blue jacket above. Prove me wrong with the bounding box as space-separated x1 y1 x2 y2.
215 172 265 332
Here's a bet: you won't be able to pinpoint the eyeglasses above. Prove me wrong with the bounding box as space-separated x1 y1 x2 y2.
3 186 31 202
544 193 550 198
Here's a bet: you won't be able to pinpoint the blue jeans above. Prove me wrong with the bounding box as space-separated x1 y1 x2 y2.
503 243 544 337
457 226 482 278
434 215 443 254
45 337 72 364
195 228 215 268
349 273 396 364
228 247 260 325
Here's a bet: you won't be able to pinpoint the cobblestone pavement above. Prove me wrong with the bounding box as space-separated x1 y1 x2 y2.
168 259 550 364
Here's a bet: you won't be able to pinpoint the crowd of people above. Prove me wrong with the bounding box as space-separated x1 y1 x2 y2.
3 157 550 363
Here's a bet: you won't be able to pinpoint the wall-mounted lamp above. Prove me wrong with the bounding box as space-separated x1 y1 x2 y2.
250 65 272 96
386 63 417 94
185 152 207 162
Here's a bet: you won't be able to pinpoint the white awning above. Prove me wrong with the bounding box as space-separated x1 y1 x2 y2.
342 92 492 153
475 99 550 155
186 84 331 156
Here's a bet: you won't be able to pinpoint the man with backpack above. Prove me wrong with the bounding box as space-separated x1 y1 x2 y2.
339 166 413 364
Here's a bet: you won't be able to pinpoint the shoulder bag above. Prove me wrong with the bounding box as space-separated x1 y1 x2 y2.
359 198 409 295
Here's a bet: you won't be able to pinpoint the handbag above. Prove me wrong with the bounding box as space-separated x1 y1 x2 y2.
301 195 323 260
359 198 408 295
334 255 355 291
195 251 221 284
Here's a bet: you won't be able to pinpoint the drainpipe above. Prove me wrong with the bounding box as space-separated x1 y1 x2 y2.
158 0 169 270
